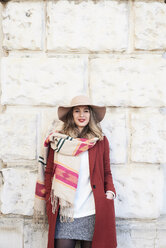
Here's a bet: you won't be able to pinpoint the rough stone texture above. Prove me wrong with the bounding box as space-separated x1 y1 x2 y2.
24 221 48 248
116 218 166 248
134 2 166 50
47 1 128 52
117 220 156 248
162 164 166 215
112 164 164 219
156 216 166 248
90 55 166 107
0 3 3 56
40 108 59 139
0 218 23 248
0 172 2 212
1 168 36 215
131 109 166 163
1 57 88 105
0 108 37 161
37 108 63 159
2 1 44 50
117 226 132 248
101 108 127 164
0 3 3 98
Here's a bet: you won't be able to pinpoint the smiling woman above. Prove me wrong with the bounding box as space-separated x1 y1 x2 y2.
36 95 117 248
58 96 105 141
72 106 90 132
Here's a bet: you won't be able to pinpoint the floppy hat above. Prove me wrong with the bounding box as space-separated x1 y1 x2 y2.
58 95 106 123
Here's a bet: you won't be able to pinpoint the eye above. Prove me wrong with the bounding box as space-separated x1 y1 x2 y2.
74 109 79 112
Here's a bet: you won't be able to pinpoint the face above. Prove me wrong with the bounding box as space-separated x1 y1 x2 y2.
73 106 90 132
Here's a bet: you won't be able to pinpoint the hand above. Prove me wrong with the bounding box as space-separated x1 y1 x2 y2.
105 191 114 200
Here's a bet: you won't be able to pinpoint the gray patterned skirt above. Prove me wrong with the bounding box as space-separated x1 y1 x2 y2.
55 213 95 241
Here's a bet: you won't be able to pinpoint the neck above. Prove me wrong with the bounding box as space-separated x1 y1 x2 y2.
78 127 84 132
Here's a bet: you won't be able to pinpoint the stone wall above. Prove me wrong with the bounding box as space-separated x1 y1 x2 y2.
0 0 166 247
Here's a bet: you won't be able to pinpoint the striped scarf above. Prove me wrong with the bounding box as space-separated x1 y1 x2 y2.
34 131 98 222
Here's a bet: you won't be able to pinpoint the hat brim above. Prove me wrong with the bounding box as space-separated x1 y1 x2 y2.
58 104 106 123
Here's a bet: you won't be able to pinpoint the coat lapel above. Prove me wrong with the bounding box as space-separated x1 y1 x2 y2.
88 143 97 177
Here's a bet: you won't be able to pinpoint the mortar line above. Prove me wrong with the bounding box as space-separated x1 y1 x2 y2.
6 50 166 57
5 105 166 110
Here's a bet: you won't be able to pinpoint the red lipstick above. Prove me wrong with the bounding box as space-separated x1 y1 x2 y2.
78 119 85 122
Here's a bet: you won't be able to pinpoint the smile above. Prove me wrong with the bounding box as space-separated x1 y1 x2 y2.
78 119 85 123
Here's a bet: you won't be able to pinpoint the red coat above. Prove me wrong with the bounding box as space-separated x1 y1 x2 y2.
45 136 117 248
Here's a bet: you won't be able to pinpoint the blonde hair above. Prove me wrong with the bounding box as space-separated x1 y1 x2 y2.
60 106 104 140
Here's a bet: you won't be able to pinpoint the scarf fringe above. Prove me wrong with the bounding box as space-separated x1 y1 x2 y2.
51 189 74 223
51 189 58 214
59 214 74 223
59 205 74 223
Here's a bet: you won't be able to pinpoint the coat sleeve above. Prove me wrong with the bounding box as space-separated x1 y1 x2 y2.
44 146 54 214
103 136 116 197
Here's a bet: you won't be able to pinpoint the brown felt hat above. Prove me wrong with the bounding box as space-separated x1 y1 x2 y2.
58 95 106 123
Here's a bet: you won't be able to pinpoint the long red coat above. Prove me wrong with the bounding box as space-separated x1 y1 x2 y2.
45 136 117 248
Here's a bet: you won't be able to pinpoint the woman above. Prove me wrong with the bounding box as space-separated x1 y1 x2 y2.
44 95 117 248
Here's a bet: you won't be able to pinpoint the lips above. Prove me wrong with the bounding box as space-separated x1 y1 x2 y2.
78 119 85 123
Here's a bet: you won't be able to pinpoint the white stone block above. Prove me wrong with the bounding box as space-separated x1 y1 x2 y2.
2 2 44 50
112 164 163 219
161 165 166 215
0 173 2 211
24 221 48 248
116 219 157 248
117 226 133 248
0 3 3 57
131 109 166 163
1 168 37 215
156 231 166 248
117 218 166 248
1 57 88 105
37 108 63 160
0 108 37 161
101 108 127 164
90 55 166 107
47 1 128 51
134 2 166 50
156 216 166 248
40 108 59 138
0 218 23 248
130 224 156 248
